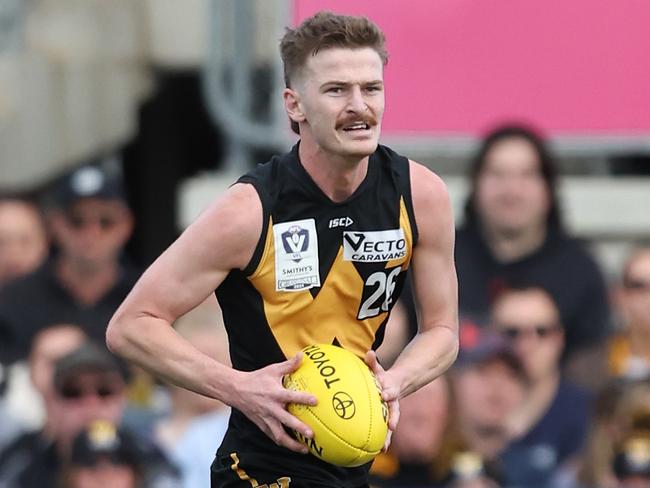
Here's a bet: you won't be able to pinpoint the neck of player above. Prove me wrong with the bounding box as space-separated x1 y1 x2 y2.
298 141 370 203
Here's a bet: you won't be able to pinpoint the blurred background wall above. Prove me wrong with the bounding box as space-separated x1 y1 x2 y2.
1 0 649 272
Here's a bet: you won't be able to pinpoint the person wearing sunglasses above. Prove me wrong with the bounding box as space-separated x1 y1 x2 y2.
0 160 139 365
0 324 87 485
492 285 592 488
455 125 611 390
609 247 650 380
0 342 179 488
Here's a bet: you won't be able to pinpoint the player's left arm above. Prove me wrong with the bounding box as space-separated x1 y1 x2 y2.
366 160 459 428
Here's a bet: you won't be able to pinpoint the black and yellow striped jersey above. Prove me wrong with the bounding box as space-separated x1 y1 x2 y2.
216 143 418 372
215 143 418 486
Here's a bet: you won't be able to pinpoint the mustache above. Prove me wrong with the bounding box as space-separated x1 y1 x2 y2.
335 112 378 130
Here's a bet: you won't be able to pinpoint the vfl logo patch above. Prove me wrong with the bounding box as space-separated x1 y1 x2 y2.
281 225 309 261
343 229 407 262
273 219 320 292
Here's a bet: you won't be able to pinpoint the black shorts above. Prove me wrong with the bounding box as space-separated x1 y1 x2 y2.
214 411 371 488
210 451 370 488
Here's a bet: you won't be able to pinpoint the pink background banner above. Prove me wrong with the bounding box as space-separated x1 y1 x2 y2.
293 0 650 136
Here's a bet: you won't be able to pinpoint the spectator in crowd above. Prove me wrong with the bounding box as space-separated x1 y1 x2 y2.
612 420 650 488
492 286 592 488
0 396 14 453
2 323 86 434
609 247 650 380
0 342 179 487
0 197 50 364
0 161 139 364
371 364 505 488
0 369 17 452
369 375 454 487
447 451 502 488
454 124 611 384
450 324 527 467
59 419 144 488
0 196 49 289
154 298 231 488
0 341 127 486
575 379 650 488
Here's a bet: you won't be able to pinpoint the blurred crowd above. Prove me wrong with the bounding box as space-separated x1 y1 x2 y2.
0 163 229 488
370 125 650 488
1 124 649 488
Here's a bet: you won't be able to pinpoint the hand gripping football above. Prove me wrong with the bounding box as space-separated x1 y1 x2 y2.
283 344 389 467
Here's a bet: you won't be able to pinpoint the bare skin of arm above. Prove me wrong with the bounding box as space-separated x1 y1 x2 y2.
366 161 459 447
106 183 316 453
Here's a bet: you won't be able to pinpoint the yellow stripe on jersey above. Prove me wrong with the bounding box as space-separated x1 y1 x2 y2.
248 197 414 360
387 197 414 269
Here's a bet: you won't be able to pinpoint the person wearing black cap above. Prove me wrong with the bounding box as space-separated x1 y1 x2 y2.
59 419 142 488
0 160 139 363
600 410 650 488
613 432 650 488
0 341 126 487
450 323 527 466
0 342 179 488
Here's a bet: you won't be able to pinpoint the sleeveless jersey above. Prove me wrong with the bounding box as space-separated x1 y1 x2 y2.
214 143 418 486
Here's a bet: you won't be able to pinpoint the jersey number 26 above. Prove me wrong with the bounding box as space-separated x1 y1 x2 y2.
357 267 401 320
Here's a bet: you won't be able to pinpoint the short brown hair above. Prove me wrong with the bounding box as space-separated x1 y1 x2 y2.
280 11 388 133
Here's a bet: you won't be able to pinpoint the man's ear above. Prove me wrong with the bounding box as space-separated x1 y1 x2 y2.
284 87 306 125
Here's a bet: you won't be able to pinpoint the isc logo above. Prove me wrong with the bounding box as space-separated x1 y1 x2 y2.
329 217 353 228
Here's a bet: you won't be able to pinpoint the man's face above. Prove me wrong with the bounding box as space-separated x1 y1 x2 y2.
0 201 48 284
51 370 125 447
286 47 385 160
51 199 133 268
454 359 524 428
492 289 564 382
619 250 650 330
475 137 550 236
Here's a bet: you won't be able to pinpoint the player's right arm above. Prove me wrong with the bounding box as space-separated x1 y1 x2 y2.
106 183 316 453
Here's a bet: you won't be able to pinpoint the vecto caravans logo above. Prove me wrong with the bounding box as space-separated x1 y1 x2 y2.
343 229 406 262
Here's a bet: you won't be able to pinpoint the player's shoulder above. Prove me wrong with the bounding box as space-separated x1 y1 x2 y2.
205 181 262 218
240 147 296 182
236 149 299 204
188 182 262 243
177 181 263 271
407 160 450 207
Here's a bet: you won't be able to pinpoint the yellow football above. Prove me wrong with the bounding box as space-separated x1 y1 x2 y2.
283 344 389 467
